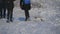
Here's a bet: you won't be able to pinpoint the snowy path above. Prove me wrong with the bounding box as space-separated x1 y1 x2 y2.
0 7 60 34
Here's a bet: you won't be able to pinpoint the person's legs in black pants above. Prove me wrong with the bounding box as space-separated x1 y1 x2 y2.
6 7 13 22
6 2 14 23
25 10 30 21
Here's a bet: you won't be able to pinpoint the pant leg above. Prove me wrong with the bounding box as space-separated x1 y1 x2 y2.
2 2 7 18
9 3 14 21
0 8 2 18
7 8 10 20
10 9 13 21
25 10 30 19
3 5 6 17
3 6 6 18
0 4 2 18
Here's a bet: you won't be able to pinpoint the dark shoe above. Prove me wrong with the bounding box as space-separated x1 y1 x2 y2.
0 17 2 19
25 19 27 21
25 17 28 21
27 18 31 21
3 16 5 18
10 20 13 22
6 20 10 23
25 17 29 21
25 18 30 21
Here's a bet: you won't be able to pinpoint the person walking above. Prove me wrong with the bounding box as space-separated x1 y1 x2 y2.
20 0 31 21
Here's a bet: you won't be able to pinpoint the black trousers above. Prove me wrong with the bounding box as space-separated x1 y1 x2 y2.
7 8 13 21
6 3 14 21
25 10 30 19
0 3 3 18
2 3 6 18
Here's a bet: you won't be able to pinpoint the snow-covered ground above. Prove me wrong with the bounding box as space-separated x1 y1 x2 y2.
0 0 60 34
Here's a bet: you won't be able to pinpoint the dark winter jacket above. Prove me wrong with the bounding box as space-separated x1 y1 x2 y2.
20 0 31 10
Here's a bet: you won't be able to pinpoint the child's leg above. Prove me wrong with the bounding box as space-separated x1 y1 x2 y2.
25 10 30 21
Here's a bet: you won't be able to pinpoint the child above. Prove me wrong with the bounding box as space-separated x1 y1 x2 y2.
20 0 31 21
